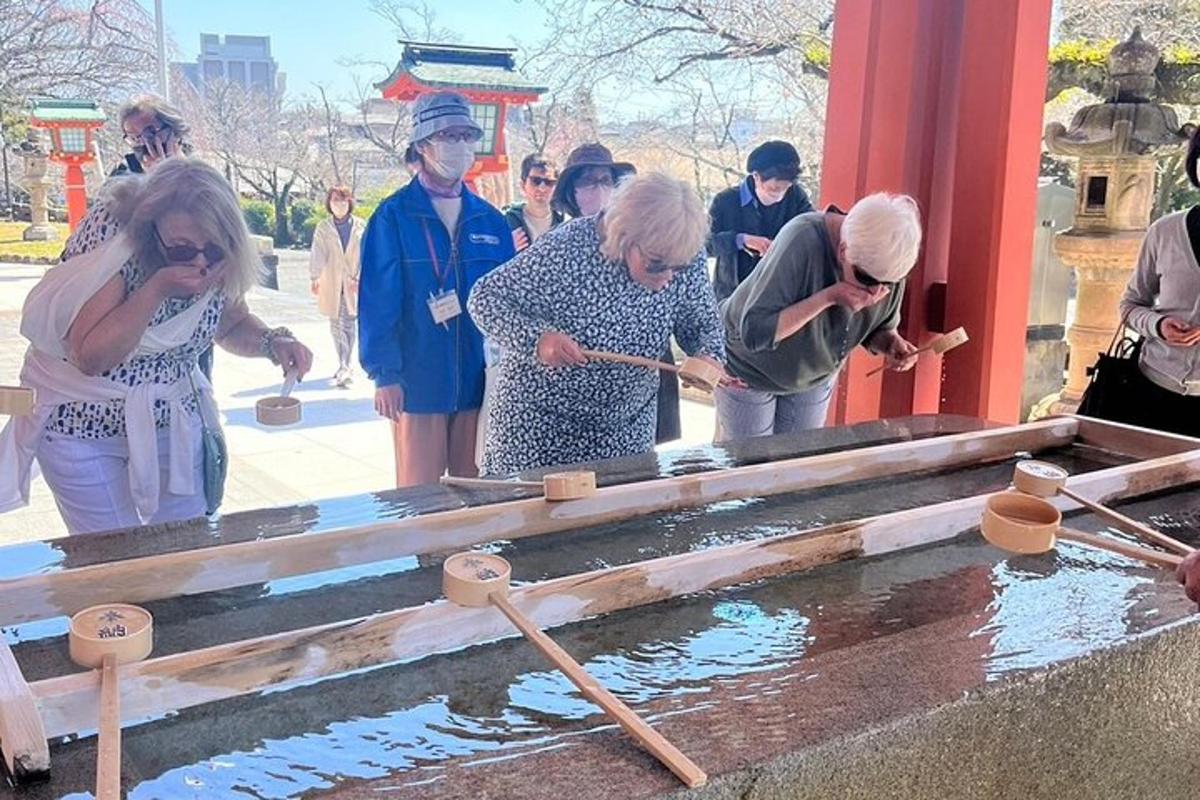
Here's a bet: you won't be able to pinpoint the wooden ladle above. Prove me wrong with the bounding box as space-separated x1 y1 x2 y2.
440 470 598 501
581 349 723 392
865 326 969 377
980 492 1182 569
255 371 301 426
0 386 35 416
1012 460 1193 556
68 604 154 800
442 552 707 788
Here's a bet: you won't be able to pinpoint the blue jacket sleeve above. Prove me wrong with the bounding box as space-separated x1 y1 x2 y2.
357 205 405 388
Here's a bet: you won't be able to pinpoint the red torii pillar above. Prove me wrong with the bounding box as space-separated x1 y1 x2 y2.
821 0 1053 424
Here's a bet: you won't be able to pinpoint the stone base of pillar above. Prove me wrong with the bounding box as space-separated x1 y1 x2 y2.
22 224 58 242
1021 334 1069 421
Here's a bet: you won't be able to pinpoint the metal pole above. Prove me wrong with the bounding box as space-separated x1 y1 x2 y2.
155 0 169 100
0 100 10 221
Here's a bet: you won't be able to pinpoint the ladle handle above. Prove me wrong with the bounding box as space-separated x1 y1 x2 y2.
1057 487 1194 556
489 594 707 789
864 341 937 378
96 653 120 800
1057 527 1184 570
581 349 681 374
280 371 299 399
439 475 543 491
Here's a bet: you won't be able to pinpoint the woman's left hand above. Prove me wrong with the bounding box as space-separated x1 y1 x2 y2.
270 337 314 379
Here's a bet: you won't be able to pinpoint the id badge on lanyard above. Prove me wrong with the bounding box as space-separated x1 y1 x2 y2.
423 220 462 329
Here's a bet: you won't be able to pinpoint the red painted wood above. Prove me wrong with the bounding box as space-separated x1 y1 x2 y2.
821 0 1052 424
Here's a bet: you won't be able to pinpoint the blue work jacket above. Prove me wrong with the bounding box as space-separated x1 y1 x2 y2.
358 178 515 413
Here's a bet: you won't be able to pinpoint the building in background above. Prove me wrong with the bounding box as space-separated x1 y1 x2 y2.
175 34 286 100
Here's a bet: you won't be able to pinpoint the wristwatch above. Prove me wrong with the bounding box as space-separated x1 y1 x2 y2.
261 326 296 365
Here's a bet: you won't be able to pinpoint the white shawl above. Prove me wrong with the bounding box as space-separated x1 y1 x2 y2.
0 233 221 521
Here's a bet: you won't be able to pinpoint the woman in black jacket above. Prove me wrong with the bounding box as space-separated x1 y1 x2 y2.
710 141 814 303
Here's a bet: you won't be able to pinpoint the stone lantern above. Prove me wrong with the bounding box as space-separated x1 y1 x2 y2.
1040 28 1193 414
20 130 56 243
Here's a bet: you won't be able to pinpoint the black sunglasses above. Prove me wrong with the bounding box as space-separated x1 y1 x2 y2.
526 176 557 188
646 259 693 275
852 265 894 290
155 226 224 268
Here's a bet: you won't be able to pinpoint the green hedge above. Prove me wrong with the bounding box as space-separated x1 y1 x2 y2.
241 199 275 237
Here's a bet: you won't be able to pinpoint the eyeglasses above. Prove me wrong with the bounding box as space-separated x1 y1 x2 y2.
526 176 557 188
155 226 225 267
576 176 615 190
645 258 693 275
851 266 895 290
430 129 483 144
124 124 166 148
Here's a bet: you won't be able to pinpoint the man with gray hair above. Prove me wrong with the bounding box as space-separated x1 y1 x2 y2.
715 192 923 440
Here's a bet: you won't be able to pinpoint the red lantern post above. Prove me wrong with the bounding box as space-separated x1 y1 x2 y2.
29 100 106 232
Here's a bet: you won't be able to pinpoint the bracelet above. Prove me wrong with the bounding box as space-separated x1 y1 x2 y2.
261 326 295 365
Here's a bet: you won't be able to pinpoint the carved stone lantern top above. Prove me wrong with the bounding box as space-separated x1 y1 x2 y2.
1044 27 1192 157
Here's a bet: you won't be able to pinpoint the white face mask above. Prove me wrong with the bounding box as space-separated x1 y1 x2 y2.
424 140 476 182
575 184 613 216
330 201 350 218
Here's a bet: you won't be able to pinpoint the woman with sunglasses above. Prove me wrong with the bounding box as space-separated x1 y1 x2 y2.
715 193 923 441
505 154 564 252
111 95 191 176
468 172 725 475
0 158 312 534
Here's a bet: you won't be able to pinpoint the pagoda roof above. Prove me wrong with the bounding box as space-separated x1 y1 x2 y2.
29 99 106 124
376 41 547 98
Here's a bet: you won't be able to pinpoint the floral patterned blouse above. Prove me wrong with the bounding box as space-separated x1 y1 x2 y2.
467 215 725 474
46 203 225 440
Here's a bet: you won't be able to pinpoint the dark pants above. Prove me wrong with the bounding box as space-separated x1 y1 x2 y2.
198 344 214 383
655 345 681 444
1094 365 1200 439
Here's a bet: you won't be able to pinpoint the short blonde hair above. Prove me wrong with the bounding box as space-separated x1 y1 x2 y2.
600 173 708 266
842 193 922 284
106 158 260 299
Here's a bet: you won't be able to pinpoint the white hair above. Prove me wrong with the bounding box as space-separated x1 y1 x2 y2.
842 193 922 283
600 172 708 266
105 158 260 299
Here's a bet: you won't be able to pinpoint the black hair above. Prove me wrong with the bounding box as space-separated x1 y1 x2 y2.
755 163 801 183
404 143 421 165
520 153 555 182
1188 126 1200 189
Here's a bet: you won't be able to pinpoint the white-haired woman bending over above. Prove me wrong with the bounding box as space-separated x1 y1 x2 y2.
0 158 312 534
468 172 726 474
715 192 923 440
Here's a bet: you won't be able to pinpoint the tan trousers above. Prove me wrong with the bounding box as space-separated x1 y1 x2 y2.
391 411 480 488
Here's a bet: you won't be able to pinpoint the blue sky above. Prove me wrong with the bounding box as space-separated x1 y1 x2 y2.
141 0 547 106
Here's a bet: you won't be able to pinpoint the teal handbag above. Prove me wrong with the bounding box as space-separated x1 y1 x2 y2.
188 371 227 514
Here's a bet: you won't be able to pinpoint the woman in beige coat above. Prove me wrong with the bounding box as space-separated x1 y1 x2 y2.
310 186 364 387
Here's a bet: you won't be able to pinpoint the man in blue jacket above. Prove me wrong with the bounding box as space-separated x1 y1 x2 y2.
358 91 516 487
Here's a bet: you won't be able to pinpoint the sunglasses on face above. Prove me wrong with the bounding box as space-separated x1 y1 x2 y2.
155 226 225 267
430 129 483 144
576 176 615 190
124 124 166 148
526 176 558 188
645 258 693 276
851 265 894 290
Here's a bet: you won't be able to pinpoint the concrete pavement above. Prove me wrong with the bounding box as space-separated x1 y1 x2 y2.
0 254 715 545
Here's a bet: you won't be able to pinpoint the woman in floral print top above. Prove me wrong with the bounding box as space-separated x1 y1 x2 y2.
468 173 725 474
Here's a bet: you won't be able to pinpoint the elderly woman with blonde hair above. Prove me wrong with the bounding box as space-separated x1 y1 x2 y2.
715 192 924 440
0 158 312 534
468 172 725 474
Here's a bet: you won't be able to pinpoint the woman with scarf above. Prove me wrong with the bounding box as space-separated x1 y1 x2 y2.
0 158 312 534
358 91 516 487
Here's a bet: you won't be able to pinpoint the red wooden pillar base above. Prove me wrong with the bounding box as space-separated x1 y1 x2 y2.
821 0 1053 424
64 163 87 233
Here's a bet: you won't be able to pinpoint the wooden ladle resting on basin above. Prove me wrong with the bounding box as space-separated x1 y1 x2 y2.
980 493 1182 570
1011 460 1193 556
442 552 707 788
67 604 154 800
580 349 723 392
440 470 598 501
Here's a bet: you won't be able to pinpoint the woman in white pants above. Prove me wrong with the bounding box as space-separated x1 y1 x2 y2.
310 186 363 387
0 159 312 534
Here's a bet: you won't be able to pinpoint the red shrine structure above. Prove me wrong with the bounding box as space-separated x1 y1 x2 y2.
28 99 105 232
376 42 547 197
